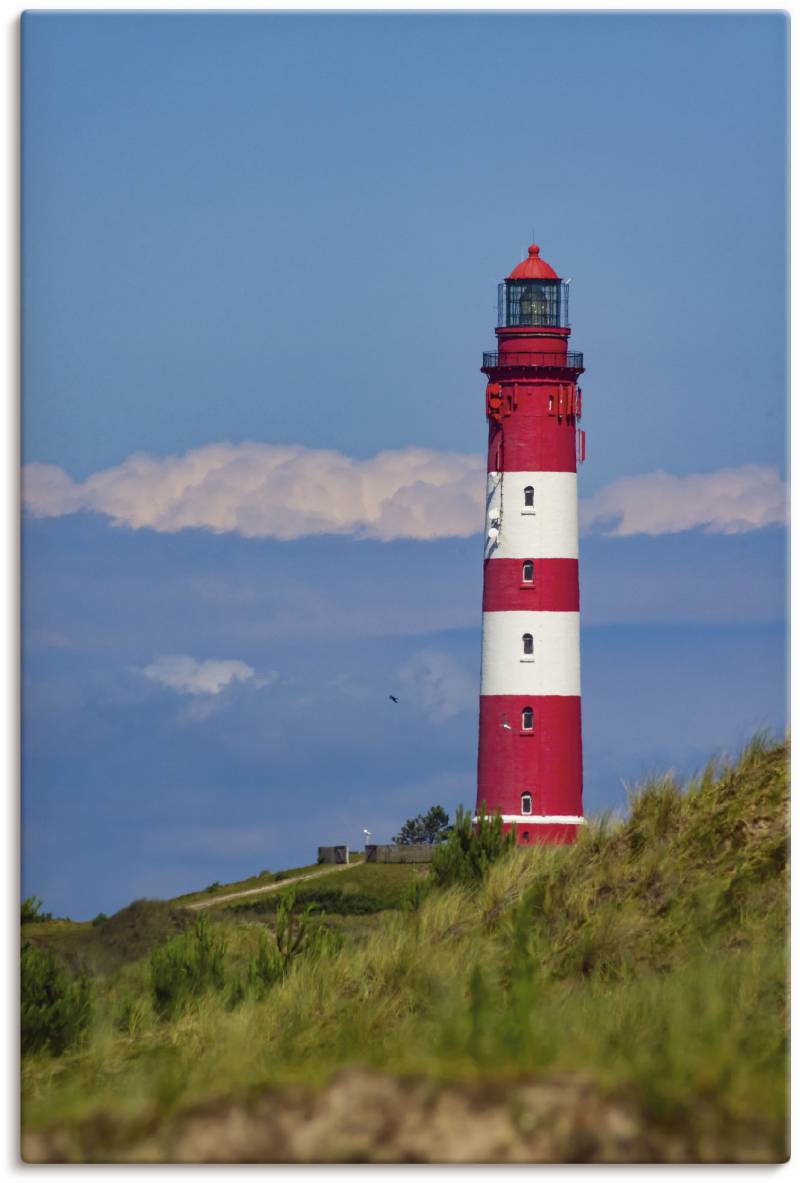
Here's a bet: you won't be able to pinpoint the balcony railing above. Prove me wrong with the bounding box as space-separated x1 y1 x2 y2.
482 350 584 371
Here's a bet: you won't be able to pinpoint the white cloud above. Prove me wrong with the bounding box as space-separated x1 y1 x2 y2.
140 655 276 697
23 446 787 542
22 443 485 542
396 650 474 724
580 465 787 538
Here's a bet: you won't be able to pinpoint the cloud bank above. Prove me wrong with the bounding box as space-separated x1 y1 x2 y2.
23 443 485 542
140 655 275 696
580 465 787 537
23 445 786 541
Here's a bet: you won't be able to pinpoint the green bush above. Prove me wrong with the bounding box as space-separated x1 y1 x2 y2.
247 931 284 999
243 888 388 916
149 915 227 1019
404 876 435 912
91 913 108 928
306 924 345 960
275 885 318 970
225 974 247 1011
21 896 53 925
114 996 147 1038
21 942 93 1056
431 804 516 888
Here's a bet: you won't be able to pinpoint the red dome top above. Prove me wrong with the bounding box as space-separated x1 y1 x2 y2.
506 243 559 281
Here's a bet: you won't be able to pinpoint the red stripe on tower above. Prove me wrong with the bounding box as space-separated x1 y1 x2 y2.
482 558 580 613
476 243 586 844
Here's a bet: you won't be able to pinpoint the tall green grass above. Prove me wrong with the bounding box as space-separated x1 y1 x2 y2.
21 735 788 1157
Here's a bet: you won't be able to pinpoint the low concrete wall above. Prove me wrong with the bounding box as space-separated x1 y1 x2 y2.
365 844 435 864
317 845 349 865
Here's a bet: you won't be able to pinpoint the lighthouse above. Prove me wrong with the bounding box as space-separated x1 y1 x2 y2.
476 242 586 844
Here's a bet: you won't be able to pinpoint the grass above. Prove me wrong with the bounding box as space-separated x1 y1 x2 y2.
170 851 369 908
21 735 788 1161
22 900 196 976
223 861 424 917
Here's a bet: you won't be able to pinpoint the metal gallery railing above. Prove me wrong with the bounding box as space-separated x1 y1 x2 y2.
482 350 584 371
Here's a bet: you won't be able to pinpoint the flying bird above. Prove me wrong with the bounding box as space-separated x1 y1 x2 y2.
389 695 399 703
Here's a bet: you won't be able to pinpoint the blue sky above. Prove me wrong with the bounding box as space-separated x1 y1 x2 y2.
21 12 787 918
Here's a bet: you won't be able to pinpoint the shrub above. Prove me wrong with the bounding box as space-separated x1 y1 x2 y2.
21 942 93 1056
275 885 318 970
404 876 435 913
114 996 147 1038
298 889 386 916
205 882 222 894
231 888 389 917
247 931 284 999
21 896 52 925
226 975 247 1011
431 805 516 888
247 896 340 998
149 915 227 1019
306 924 345 960
91 913 108 927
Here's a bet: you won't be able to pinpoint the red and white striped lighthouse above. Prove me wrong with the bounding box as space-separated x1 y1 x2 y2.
476 242 586 845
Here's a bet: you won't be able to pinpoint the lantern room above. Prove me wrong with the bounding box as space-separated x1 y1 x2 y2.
497 243 570 329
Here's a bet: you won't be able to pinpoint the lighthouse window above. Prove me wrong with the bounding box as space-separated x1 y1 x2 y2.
522 560 534 583
523 486 534 508
521 793 533 815
500 278 567 329
522 633 533 656
522 707 534 731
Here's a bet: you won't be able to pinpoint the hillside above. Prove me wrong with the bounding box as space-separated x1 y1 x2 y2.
22 734 788 1163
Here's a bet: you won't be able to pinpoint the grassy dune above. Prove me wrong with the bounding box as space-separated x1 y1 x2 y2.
22 734 788 1162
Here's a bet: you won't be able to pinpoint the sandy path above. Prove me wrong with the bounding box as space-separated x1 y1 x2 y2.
186 863 352 911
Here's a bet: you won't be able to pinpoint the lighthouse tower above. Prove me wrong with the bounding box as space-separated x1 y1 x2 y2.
476 243 586 844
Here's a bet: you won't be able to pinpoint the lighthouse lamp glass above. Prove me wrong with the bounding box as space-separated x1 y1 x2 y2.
499 279 568 328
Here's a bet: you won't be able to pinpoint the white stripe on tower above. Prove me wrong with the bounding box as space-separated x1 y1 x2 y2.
485 471 579 559
479 610 580 696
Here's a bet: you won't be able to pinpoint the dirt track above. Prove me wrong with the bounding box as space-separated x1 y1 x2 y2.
186 864 351 911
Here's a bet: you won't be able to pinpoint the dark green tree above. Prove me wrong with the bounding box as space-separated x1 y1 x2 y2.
430 804 515 887
21 896 53 924
21 943 93 1055
393 804 451 845
149 914 227 1019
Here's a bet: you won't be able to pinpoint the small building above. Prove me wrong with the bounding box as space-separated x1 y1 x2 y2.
317 845 349 864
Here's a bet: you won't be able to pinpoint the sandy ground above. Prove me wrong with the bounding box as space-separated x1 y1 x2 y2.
22 1068 783 1164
